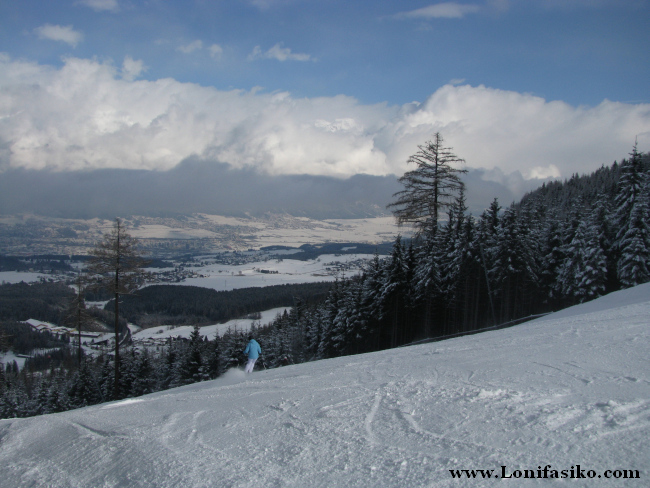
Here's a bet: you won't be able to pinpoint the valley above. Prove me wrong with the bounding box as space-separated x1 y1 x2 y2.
0 213 407 257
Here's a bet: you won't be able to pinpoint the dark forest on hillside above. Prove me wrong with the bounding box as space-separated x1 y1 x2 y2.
110 282 333 327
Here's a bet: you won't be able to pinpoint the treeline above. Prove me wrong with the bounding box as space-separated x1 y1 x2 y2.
0 256 30 272
0 282 74 324
266 241 394 261
0 321 68 355
0 282 121 354
0 325 254 418
0 255 74 273
240 146 650 361
111 282 333 327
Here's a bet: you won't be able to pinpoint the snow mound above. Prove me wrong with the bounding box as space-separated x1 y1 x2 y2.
0 284 648 487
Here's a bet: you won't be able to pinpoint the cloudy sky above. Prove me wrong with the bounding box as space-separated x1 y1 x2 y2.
1 0 649 216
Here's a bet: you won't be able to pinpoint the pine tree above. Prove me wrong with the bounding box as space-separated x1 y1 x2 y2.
613 143 645 241
118 349 137 398
490 205 539 322
389 132 467 236
46 369 70 414
616 177 650 287
98 356 115 400
130 350 155 396
176 325 204 385
68 360 101 408
558 218 608 303
317 280 342 359
305 308 325 360
331 280 365 356
379 236 408 347
205 334 223 379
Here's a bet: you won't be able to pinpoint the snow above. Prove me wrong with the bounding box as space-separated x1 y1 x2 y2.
1 285 649 486
1 253 372 292
0 271 48 284
0 351 27 370
132 307 289 341
173 253 372 292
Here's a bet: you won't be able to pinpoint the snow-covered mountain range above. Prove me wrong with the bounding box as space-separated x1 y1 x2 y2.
1 283 648 487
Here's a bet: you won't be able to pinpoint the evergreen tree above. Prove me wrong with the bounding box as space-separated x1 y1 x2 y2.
558 218 608 303
176 325 204 385
130 350 155 397
490 205 539 322
98 357 115 401
414 230 442 338
317 280 342 359
46 369 70 414
616 177 650 287
379 236 408 348
331 280 366 356
389 133 467 236
68 360 101 408
205 334 223 379
613 143 646 241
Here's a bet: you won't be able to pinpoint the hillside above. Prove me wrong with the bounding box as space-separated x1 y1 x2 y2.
0 283 648 487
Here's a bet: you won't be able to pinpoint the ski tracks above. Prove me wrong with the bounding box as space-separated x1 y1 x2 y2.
364 391 382 447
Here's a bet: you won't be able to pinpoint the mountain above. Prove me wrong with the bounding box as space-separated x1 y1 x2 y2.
0 283 648 486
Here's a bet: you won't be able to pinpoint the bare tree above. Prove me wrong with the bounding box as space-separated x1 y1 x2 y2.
65 270 94 366
388 132 467 236
87 218 149 399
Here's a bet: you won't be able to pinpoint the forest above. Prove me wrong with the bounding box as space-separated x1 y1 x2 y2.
112 282 333 326
256 142 649 360
1 139 648 418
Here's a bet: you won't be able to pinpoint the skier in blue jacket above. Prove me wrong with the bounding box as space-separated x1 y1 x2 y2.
243 335 262 373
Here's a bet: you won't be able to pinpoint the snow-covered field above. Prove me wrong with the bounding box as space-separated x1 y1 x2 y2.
1 284 649 487
1 252 372 292
131 307 289 342
176 253 372 292
0 351 27 370
0 271 48 284
128 215 404 249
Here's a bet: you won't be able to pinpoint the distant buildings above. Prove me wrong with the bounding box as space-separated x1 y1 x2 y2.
24 319 103 343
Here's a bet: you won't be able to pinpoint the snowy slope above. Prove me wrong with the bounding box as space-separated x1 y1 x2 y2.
1 285 649 487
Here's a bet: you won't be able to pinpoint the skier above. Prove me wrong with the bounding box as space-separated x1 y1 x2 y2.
243 334 262 373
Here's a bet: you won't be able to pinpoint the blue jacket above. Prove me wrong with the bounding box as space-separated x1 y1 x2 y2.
243 339 261 359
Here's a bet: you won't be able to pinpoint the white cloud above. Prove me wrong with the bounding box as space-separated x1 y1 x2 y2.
249 43 313 62
34 24 83 47
394 2 482 19
177 40 203 54
77 0 120 12
121 56 145 81
1 56 649 196
209 44 223 58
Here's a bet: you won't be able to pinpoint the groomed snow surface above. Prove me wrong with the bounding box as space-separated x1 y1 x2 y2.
1 284 649 487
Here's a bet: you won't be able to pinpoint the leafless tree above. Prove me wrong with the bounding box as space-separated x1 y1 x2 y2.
65 270 94 366
388 132 467 236
87 218 150 399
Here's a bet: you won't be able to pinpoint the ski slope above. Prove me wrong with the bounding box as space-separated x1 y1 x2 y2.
1 284 649 487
